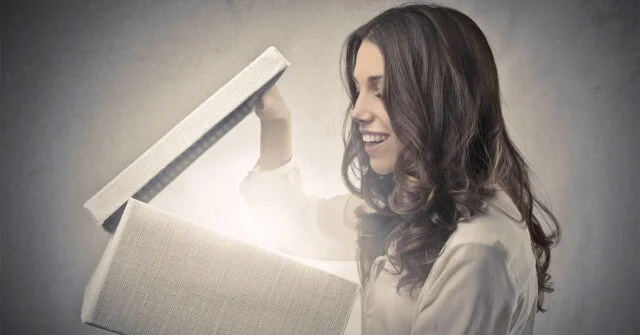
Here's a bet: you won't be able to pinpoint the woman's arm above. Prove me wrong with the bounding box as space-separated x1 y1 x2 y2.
241 159 360 260
241 85 361 260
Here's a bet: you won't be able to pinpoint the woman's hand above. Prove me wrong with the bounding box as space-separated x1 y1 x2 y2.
255 85 291 122
254 85 293 170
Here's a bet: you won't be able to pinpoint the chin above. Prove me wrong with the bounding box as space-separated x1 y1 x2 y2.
370 161 394 176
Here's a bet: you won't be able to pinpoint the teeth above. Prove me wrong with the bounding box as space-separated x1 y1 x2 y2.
363 134 389 143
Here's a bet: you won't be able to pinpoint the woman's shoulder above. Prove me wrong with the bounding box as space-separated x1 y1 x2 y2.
448 189 529 248
442 189 537 286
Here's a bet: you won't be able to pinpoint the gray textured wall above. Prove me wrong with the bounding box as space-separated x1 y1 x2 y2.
2 0 638 334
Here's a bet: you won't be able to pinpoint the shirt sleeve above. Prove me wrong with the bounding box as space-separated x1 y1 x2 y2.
410 242 517 335
239 156 361 260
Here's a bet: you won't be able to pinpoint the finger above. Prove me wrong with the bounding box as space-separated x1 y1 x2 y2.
265 85 279 98
254 97 264 113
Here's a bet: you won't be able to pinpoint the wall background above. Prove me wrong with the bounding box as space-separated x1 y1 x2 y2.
2 0 638 334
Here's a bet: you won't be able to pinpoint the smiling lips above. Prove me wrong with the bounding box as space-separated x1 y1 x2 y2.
362 131 390 153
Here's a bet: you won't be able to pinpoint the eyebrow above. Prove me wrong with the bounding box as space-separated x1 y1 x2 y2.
353 75 384 85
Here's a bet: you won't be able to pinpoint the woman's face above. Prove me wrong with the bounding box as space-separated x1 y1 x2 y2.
351 39 402 175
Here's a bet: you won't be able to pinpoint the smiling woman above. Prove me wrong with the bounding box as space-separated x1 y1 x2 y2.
240 2 560 334
351 40 401 174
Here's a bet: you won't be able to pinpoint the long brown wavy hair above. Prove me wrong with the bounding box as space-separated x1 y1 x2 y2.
339 2 560 312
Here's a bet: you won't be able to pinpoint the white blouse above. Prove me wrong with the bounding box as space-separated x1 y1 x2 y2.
240 157 538 335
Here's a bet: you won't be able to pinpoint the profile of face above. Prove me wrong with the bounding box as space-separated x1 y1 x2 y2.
351 40 402 175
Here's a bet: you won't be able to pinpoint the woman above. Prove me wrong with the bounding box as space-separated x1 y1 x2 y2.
241 2 560 334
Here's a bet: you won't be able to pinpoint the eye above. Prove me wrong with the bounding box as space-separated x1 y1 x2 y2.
374 90 382 98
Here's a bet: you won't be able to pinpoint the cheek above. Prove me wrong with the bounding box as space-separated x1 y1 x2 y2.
389 137 403 160
387 129 401 150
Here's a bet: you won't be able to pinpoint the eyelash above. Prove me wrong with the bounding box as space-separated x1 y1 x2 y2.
355 88 383 98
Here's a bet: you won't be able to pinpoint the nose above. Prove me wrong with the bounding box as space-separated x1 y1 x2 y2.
350 94 374 124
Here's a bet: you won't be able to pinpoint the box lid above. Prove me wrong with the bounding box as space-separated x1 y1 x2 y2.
83 46 289 226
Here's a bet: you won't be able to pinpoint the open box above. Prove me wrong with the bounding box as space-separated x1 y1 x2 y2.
81 47 360 335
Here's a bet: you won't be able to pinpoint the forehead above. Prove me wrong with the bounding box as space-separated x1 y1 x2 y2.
353 39 385 81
